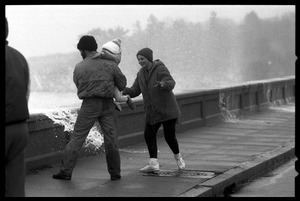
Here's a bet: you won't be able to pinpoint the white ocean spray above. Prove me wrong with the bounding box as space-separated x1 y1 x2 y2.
44 109 104 152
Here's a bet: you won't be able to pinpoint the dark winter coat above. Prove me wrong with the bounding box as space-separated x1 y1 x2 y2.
124 59 181 124
6 45 30 125
73 51 127 99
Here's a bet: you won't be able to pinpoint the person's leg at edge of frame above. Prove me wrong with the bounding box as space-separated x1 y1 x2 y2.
98 98 121 181
53 99 100 180
163 118 185 170
140 122 160 173
5 123 29 197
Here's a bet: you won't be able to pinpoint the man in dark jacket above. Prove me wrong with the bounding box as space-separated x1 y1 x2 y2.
5 18 30 197
53 35 127 181
123 47 185 173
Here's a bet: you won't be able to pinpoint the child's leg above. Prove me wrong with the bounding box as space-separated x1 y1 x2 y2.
114 86 128 102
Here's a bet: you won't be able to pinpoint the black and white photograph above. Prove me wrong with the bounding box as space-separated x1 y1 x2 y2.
5 4 296 197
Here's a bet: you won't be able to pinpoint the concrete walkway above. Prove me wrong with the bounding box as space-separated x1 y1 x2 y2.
24 102 295 197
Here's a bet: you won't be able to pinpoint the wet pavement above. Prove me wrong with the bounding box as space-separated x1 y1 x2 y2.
228 157 296 197
24 103 295 197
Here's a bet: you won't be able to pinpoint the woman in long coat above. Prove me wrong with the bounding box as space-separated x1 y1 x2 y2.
123 47 185 173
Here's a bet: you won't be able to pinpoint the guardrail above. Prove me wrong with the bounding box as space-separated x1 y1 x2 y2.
25 76 295 170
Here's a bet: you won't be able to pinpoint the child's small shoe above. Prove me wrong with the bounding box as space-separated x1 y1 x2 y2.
126 95 136 110
114 101 122 111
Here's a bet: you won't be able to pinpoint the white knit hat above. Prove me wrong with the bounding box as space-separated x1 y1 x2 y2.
102 38 121 54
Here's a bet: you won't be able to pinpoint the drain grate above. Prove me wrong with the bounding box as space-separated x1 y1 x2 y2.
143 169 218 179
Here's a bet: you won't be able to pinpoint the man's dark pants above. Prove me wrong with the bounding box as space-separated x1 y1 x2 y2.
60 98 121 178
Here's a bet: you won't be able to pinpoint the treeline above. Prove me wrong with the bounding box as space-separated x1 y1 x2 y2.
27 11 295 93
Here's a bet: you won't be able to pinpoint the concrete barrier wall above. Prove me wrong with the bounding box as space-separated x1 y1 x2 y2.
25 76 295 170
219 76 295 116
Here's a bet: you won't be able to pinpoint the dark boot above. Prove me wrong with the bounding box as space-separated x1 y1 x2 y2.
110 174 121 181
52 171 72 180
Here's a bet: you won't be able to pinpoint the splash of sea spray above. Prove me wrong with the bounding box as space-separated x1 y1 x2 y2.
44 109 104 152
269 97 295 113
219 90 294 124
219 92 238 122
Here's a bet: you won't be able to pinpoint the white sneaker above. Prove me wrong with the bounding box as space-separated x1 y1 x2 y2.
140 158 160 173
174 153 185 170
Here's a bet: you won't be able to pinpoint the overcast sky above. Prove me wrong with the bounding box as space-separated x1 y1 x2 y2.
5 5 295 58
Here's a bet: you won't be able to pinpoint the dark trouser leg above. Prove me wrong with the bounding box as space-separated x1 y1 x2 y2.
163 118 180 155
144 122 161 158
60 100 98 175
98 99 120 177
5 123 29 197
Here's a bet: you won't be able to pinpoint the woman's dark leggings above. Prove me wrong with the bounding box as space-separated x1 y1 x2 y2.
144 118 180 158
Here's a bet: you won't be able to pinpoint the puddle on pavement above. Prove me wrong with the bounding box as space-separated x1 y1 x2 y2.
142 169 220 179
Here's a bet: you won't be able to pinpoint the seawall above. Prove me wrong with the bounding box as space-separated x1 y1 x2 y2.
25 76 295 170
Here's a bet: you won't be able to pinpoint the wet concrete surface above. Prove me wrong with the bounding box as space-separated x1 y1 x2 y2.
228 157 296 197
24 103 295 197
